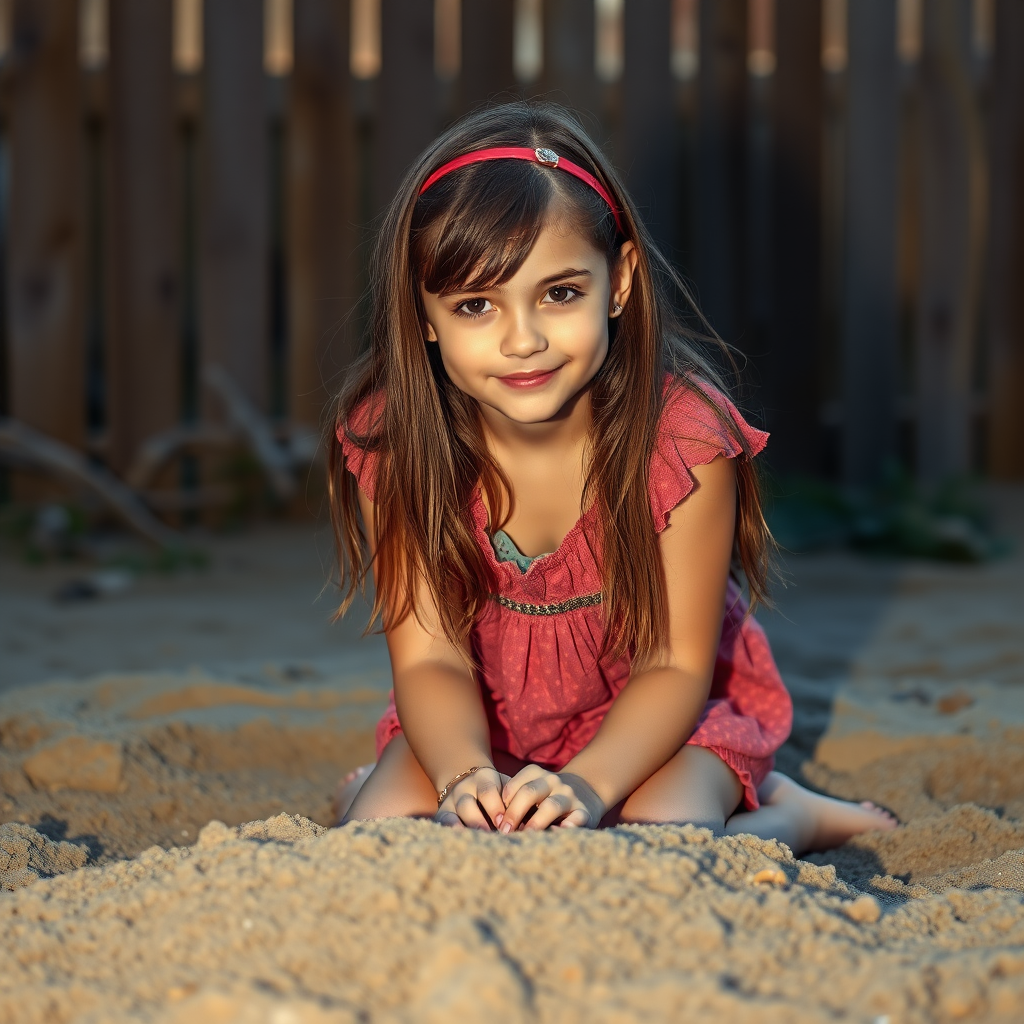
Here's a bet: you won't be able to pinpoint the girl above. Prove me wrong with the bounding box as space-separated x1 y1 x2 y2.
328 102 896 854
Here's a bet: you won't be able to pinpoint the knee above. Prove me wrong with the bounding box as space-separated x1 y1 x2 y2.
341 790 435 824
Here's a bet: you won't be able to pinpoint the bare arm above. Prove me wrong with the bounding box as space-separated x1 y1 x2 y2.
358 489 501 824
500 456 737 828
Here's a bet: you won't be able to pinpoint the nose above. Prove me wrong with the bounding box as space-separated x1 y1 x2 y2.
500 307 548 359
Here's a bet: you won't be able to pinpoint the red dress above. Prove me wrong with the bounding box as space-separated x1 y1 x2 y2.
338 380 792 810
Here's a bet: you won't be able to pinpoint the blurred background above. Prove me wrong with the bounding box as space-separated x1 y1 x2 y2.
0 0 1020 548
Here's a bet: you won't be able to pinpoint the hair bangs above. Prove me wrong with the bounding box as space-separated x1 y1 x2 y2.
413 161 555 296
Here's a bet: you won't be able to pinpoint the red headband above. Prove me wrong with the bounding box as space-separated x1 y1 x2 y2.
419 146 625 235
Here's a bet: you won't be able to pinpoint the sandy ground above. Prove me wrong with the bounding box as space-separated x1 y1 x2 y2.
1 488 1022 1022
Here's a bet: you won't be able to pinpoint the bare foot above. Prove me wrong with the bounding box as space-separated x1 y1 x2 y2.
758 773 898 853
330 763 375 825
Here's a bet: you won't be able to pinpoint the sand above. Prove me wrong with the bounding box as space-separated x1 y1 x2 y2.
1 489 1022 1022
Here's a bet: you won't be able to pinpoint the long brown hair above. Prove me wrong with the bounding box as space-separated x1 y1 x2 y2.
328 102 773 667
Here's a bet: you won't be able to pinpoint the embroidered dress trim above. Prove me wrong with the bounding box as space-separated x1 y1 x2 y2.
491 592 602 616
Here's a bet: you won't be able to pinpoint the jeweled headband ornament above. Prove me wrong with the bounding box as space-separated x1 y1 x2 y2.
418 146 625 236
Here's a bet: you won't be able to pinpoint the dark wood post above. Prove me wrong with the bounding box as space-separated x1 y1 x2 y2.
541 0 599 121
288 0 357 429
105 0 180 475
200 0 268 413
621 0 675 253
841 0 899 485
915 0 982 481
375 0 435 216
765 0 823 473
7 0 85 461
461 0 516 112
694 0 747 346
987 0 1024 478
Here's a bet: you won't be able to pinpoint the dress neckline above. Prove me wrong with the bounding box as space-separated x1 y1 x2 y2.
471 487 595 578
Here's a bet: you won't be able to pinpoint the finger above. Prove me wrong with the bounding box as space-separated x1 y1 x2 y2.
523 792 572 832
454 791 493 832
475 778 507 830
501 764 545 806
557 807 592 829
435 810 465 829
500 776 551 833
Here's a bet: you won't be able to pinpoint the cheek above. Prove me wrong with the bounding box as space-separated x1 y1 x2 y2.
434 334 482 382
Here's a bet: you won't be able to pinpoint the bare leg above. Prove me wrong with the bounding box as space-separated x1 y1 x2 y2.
725 772 898 855
340 735 437 823
606 745 897 857
330 764 375 824
610 745 745 828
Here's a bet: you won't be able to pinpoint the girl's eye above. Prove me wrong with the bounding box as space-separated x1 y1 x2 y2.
544 286 582 305
455 297 494 318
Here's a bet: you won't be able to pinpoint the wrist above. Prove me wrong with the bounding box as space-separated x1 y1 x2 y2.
430 754 495 796
436 764 494 804
561 756 618 814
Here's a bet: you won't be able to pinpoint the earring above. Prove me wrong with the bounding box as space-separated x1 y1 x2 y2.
611 303 622 316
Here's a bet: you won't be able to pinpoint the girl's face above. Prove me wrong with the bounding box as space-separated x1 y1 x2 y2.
420 217 637 431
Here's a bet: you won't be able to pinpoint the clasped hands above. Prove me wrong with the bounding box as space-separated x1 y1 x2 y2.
434 763 605 832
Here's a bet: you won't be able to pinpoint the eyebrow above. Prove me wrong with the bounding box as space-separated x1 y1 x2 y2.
443 268 592 297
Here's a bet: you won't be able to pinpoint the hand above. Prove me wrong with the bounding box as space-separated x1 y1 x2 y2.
498 764 606 832
434 767 509 831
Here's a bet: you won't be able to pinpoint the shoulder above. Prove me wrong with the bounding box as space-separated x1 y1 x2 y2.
335 390 386 499
649 374 768 532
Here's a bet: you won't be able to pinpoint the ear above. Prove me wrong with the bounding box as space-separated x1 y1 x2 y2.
609 241 638 316
424 320 438 342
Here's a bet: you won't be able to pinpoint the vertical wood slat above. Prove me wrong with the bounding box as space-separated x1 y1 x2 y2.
460 0 515 112
375 0 434 217
200 0 268 412
915 0 981 481
288 0 356 429
621 0 675 253
987 0 1024 478
765 0 824 473
106 0 179 475
694 0 747 347
8 0 85 458
841 0 900 484
541 0 599 120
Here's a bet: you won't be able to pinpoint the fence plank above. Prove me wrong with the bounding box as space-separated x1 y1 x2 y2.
694 0 747 347
763 0 824 473
541 0 599 120
915 0 981 481
288 0 357 430
106 0 180 475
841 0 900 484
621 0 675 253
461 0 515 111
200 0 268 413
375 0 435 216
987 0 1024 478
7 0 85 464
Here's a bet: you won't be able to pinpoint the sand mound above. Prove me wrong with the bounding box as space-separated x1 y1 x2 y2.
1 815 1022 1024
0 671 383 861
0 821 88 891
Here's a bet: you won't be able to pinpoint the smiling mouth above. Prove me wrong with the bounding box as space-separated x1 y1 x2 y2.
498 368 560 388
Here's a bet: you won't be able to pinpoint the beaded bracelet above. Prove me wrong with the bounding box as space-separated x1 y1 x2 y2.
437 766 487 807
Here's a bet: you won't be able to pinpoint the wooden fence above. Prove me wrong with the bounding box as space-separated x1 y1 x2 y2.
0 0 1021 536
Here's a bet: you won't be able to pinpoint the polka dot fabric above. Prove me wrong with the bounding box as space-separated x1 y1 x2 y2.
338 379 792 810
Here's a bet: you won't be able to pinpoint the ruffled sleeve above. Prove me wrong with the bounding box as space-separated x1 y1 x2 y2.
648 377 768 532
335 392 384 500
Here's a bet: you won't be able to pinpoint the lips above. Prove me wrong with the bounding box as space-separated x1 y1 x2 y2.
498 368 559 389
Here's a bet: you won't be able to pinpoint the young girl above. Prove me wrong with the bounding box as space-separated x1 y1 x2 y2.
328 102 896 854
